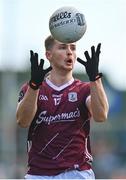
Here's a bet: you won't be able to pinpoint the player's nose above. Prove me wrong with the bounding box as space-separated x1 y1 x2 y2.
66 47 72 55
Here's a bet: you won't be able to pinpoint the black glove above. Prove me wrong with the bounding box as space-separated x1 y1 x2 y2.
77 43 102 81
29 50 52 90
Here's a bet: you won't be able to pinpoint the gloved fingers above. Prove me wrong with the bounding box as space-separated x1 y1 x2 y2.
30 50 38 68
96 43 101 56
77 57 87 66
84 51 90 61
30 50 33 57
45 66 52 74
91 46 95 57
40 59 44 68
40 59 52 74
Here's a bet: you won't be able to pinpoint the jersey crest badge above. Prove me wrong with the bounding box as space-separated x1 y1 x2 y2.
68 92 77 102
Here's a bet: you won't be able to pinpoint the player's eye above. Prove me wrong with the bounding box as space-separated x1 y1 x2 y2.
59 45 66 49
70 45 76 51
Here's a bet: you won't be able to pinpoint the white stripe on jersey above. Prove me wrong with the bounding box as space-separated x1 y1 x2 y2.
46 78 74 91
85 137 93 163
38 133 59 154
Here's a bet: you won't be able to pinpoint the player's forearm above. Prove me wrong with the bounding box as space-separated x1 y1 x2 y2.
90 78 109 122
16 87 39 128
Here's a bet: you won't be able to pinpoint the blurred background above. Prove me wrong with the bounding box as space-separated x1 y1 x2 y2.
0 0 126 178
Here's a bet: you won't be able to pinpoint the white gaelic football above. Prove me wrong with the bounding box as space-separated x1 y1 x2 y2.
49 6 87 43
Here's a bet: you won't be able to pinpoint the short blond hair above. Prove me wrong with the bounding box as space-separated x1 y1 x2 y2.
44 35 56 51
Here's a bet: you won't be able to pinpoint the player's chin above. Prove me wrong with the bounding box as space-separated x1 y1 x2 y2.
64 65 73 71
64 63 74 69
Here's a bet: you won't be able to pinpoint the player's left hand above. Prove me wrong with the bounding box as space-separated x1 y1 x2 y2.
77 43 102 81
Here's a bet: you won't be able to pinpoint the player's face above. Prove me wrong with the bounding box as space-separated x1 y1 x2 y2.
46 40 76 71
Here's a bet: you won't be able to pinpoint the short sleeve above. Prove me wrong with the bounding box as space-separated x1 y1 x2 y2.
18 83 28 103
82 82 90 105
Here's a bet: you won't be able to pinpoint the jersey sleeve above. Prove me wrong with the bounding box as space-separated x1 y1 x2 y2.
83 82 91 105
18 82 29 103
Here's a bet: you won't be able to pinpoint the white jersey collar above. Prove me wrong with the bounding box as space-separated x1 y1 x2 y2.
45 78 74 91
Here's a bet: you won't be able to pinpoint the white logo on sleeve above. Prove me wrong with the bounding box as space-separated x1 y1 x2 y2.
68 92 77 102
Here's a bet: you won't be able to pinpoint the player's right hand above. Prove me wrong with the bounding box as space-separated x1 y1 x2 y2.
29 50 52 90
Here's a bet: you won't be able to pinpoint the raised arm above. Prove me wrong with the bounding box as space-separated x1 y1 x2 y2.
16 87 39 128
77 43 109 122
87 78 109 122
16 51 52 128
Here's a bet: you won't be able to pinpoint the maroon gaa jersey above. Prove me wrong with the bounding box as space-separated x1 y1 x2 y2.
18 78 93 176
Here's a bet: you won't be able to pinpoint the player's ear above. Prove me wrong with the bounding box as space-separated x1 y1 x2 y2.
45 51 52 61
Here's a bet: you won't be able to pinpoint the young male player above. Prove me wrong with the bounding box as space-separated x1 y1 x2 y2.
16 35 109 179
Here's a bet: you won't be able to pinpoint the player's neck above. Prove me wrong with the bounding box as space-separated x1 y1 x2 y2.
48 71 73 87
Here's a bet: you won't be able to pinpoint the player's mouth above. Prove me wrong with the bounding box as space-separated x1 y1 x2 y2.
65 59 73 65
